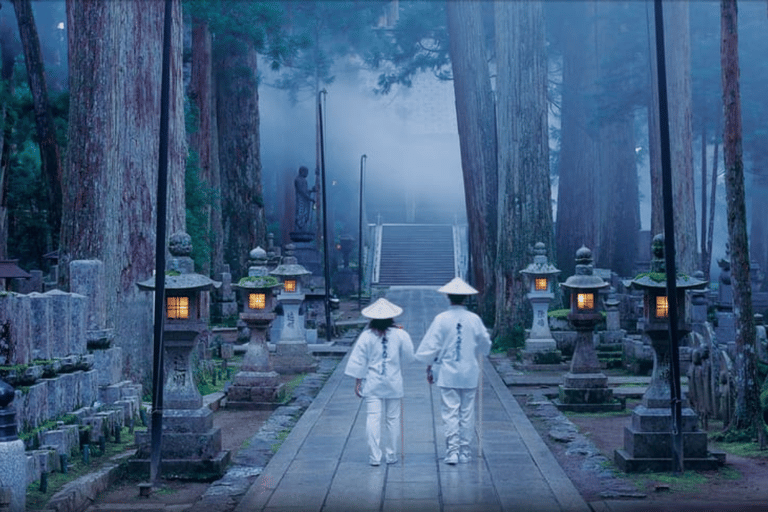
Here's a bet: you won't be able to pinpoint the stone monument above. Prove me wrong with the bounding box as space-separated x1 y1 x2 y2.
289 166 322 274
0 379 25 512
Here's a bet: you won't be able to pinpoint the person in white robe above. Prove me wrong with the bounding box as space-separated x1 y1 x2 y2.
415 277 491 464
345 298 414 466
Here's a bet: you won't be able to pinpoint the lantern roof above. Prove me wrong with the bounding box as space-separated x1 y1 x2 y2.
0 260 31 279
137 231 220 292
137 271 220 292
520 242 561 277
560 246 608 292
270 255 311 277
235 274 282 290
631 234 707 291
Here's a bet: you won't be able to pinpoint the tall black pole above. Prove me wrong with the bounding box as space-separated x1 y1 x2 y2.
653 0 684 475
358 154 366 310
318 90 332 342
150 0 173 485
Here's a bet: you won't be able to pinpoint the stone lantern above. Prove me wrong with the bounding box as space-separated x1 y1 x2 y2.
555 246 621 412
615 234 719 472
519 242 561 362
227 247 285 408
135 232 230 478
270 253 318 374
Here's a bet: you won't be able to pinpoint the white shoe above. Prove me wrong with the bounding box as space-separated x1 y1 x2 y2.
459 453 471 463
370 458 381 466
445 452 458 465
386 455 398 464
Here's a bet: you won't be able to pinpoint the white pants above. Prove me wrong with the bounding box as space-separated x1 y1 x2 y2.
365 397 400 463
440 387 476 456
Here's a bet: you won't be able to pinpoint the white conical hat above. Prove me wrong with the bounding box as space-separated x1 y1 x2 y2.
438 277 479 295
361 298 403 319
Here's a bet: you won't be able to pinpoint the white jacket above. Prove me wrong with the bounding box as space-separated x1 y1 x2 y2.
415 305 491 389
345 326 415 398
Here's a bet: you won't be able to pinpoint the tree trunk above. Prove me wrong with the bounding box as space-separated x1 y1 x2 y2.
721 0 759 432
700 123 708 273
12 0 63 249
494 0 553 337
215 36 266 279
0 22 16 260
555 0 599 278
749 165 768 288
706 139 718 281
446 0 497 323
650 0 698 274
61 0 186 385
189 20 222 276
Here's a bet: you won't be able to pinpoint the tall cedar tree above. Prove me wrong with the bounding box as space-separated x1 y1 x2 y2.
61 0 186 384
721 0 759 432
494 0 554 337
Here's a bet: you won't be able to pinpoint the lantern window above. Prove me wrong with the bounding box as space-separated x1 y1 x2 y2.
535 278 548 291
249 293 267 310
284 279 297 292
167 296 189 319
577 292 594 311
655 295 669 319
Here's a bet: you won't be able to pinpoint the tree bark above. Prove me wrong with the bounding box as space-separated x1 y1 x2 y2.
61 0 186 384
721 0 759 432
215 36 266 279
494 0 553 336
12 0 63 248
650 0 698 274
706 139 718 281
555 0 599 277
189 20 222 276
700 123 708 273
446 0 497 323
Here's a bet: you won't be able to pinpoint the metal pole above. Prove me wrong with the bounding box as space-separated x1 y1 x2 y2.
653 0 684 475
318 90 332 342
358 154 366 310
150 0 173 485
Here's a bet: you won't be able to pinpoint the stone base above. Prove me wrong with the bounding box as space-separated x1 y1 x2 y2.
272 340 319 374
614 448 721 472
524 338 557 353
289 241 321 275
555 372 624 412
226 370 285 409
521 348 562 366
128 450 231 481
614 404 722 472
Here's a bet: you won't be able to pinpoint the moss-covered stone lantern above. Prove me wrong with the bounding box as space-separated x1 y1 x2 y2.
615 234 719 472
228 247 284 408
555 246 621 412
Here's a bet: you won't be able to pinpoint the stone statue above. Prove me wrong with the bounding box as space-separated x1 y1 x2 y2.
294 166 317 233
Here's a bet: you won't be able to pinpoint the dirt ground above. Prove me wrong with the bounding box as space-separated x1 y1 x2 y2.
517 393 768 509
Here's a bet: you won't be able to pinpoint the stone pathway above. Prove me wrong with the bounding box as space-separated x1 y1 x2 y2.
233 287 590 512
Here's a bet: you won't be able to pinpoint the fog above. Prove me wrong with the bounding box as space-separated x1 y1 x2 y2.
259 65 467 245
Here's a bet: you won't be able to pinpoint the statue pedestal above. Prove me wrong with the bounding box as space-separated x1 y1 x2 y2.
228 311 284 408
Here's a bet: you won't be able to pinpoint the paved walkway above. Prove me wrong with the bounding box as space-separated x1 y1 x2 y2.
235 287 590 512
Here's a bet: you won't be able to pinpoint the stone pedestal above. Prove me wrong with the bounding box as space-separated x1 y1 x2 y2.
614 334 720 472
289 238 322 276
0 380 25 512
272 294 318 375
227 310 284 409
554 320 622 412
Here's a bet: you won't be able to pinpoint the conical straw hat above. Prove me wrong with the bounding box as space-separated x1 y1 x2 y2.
361 298 403 319
437 277 479 295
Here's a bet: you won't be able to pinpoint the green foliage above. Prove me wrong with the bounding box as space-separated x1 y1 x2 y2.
492 325 525 353
238 275 281 288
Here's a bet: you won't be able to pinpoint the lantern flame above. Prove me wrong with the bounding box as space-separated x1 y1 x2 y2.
167 296 189 319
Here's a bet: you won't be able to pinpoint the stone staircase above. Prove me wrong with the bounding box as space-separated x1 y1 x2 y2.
375 224 456 286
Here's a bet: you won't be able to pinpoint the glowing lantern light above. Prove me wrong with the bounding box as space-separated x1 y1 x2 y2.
577 292 594 311
655 295 669 319
535 278 548 291
249 293 267 310
284 279 297 293
167 296 189 319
